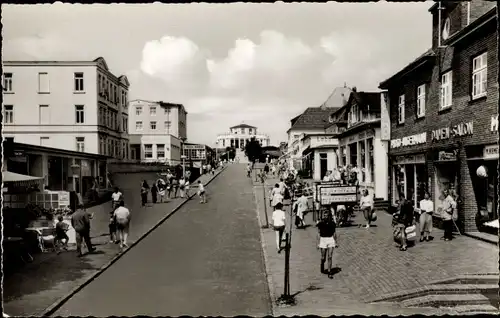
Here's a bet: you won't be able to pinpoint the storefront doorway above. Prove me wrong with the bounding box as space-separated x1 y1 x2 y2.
320 153 328 180
349 143 357 167
48 156 63 190
434 162 457 213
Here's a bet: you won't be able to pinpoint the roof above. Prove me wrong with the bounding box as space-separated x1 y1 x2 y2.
321 86 352 108
379 49 436 89
230 123 256 129
288 107 340 132
129 100 187 114
347 91 381 113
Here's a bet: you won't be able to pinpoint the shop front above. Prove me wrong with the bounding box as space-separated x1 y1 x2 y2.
339 123 388 200
465 143 498 234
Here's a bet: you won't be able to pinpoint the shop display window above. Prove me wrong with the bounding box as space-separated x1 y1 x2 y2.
360 141 366 182
469 160 498 223
349 143 357 167
415 164 427 208
434 163 457 215
393 165 405 205
367 138 374 183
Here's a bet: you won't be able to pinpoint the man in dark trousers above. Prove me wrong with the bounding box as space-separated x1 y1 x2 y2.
71 204 96 257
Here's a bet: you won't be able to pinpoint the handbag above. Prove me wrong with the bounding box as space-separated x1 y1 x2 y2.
405 225 417 241
371 211 377 222
452 207 458 221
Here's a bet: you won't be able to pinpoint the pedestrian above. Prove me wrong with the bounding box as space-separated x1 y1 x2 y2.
264 163 270 176
71 204 95 257
185 178 191 197
293 190 309 228
113 200 131 249
151 183 158 204
441 189 457 241
246 163 252 178
55 215 69 254
111 187 123 210
179 177 186 198
395 193 414 251
316 209 338 278
157 179 166 203
270 183 284 210
211 165 215 175
207 163 212 175
360 189 374 228
202 164 207 174
419 191 434 242
197 180 206 203
171 178 178 198
272 202 286 253
140 181 149 207
166 178 172 199
271 164 276 177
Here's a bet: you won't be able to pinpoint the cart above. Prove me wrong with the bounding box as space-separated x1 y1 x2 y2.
314 181 359 226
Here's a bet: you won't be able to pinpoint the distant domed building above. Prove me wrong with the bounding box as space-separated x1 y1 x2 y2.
216 124 270 150
216 123 270 163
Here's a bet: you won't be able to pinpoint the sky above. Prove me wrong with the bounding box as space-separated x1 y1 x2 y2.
2 2 432 147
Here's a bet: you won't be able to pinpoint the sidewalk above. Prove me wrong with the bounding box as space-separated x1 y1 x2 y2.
254 176 499 315
3 168 224 317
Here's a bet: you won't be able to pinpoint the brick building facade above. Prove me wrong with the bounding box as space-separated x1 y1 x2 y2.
379 1 498 234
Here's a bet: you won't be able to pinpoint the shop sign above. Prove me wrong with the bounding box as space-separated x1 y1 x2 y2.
13 150 25 156
184 145 205 150
390 132 427 149
393 154 426 165
483 144 499 159
317 136 336 142
491 115 498 132
431 121 473 142
319 185 358 205
380 92 391 141
438 150 457 161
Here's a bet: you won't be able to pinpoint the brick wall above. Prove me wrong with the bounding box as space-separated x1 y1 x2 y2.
384 9 498 233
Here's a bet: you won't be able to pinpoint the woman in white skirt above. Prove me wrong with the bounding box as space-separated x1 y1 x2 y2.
270 183 284 210
316 209 338 278
272 202 286 253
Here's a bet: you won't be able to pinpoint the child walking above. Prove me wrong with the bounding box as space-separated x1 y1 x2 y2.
198 180 206 203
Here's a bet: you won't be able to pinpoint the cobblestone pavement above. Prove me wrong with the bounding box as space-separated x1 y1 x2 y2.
51 164 271 317
254 174 499 316
3 170 221 317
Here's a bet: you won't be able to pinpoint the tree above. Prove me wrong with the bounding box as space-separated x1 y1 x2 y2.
245 137 263 163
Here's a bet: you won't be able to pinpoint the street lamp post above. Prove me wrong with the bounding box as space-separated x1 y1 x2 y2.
181 155 187 179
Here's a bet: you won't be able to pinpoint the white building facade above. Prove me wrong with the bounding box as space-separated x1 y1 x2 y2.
128 99 187 164
216 124 270 149
2 57 130 161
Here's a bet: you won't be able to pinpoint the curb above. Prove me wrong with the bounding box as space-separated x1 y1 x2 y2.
41 167 227 317
252 180 276 316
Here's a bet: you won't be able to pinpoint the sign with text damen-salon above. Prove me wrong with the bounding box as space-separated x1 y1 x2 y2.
431 121 473 142
390 132 426 149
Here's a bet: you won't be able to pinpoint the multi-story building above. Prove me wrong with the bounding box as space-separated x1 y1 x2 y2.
286 86 351 170
379 1 498 235
128 99 187 164
2 57 130 161
215 124 270 163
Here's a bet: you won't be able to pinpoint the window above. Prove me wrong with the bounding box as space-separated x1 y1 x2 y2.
157 144 165 159
150 121 157 130
241 128 244 134
472 52 487 99
3 105 14 124
76 137 85 152
417 84 426 117
39 105 50 124
398 94 405 124
75 105 85 123
150 106 157 116
164 107 170 114
100 136 105 155
38 73 50 93
74 72 84 92
367 138 374 182
3 73 13 92
135 106 143 116
440 71 452 109
136 121 143 131
165 121 171 133
144 144 153 159
249 128 253 134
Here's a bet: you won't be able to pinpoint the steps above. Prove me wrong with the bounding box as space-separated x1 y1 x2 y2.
374 198 389 212
370 274 499 314
235 149 249 164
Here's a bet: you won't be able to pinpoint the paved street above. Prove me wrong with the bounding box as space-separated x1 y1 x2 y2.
52 164 272 317
3 170 220 317
255 175 499 315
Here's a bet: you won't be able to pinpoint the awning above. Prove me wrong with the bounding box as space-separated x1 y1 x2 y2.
2 171 44 187
484 219 499 229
